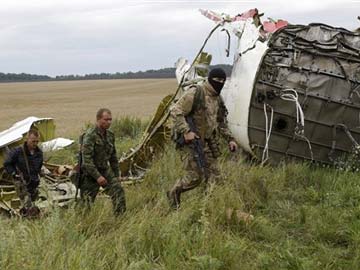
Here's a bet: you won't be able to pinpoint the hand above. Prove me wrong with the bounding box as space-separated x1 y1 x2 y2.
96 176 108 187
184 131 199 143
228 141 238 152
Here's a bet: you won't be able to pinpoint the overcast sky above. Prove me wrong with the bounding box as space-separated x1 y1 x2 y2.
0 0 359 76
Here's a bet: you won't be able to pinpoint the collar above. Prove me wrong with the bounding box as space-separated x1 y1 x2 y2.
204 80 219 97
95 126 107 138
23 142 39 155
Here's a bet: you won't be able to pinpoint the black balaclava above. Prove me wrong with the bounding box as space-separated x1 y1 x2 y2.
208 68 226 95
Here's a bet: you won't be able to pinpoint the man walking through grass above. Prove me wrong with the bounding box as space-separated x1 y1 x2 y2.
80 108 126 215
167 68 238 209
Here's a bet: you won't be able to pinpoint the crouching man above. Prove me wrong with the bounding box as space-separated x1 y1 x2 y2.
4 129 43 217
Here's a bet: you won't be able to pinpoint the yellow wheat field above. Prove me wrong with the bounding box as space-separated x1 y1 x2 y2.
0 79 177 137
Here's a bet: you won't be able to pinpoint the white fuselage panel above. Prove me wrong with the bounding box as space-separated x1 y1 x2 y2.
221 21 269 154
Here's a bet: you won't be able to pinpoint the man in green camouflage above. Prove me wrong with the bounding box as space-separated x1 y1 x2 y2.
80 108 126 215
167 68 238 209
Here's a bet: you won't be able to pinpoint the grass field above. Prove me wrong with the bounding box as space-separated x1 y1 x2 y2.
2 126 360 269
1 80 360 269
0 79 176 136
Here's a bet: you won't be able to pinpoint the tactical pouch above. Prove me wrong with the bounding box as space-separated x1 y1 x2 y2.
207 138 221 158
174 132 186 149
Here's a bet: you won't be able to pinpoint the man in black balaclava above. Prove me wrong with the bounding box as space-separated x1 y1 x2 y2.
167 67 238 209
208 67 227 95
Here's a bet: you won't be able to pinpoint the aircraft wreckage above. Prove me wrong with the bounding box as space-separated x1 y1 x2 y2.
119 8 360 176
1 9 360 215
0 117 74 216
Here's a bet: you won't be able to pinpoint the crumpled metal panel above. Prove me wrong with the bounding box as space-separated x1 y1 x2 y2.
119 94 173 177
41 138 74 152
0 117 54 148
119 51 213 177
0 163 76 217
249 23 360 164
0 118 75 216
0 117 55 167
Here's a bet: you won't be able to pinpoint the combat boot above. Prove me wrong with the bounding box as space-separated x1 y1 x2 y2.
166 188 181 210
19 206 40 219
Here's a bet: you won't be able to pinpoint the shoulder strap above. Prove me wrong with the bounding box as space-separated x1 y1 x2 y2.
189 84 207 139
79 132 85 148
190 84 205 115
79 132 86 162
21 145 31 176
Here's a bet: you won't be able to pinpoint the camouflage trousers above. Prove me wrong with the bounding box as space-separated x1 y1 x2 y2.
13 177 39 209
170 145 220 196
80 168 126 215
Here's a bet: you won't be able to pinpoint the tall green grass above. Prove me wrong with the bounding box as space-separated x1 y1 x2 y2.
1 117 360 269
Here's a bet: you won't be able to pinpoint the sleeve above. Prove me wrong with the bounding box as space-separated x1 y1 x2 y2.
81 132 101 180
217 97 235 143
3 148 19 176
109 136 119 177
169 88 196 135
38 151 43 173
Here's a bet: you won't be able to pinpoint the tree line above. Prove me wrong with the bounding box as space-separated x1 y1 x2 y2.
0 65 232 83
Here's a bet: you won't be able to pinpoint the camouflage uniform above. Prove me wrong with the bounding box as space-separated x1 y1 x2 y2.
80 126 126 215
3 142 43 208
169 80 234 203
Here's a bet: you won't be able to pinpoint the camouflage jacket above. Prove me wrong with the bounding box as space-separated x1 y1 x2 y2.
170 80 234 143
81 126 119 180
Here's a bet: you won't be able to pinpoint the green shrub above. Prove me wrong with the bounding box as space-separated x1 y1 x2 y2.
110 116 148 139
